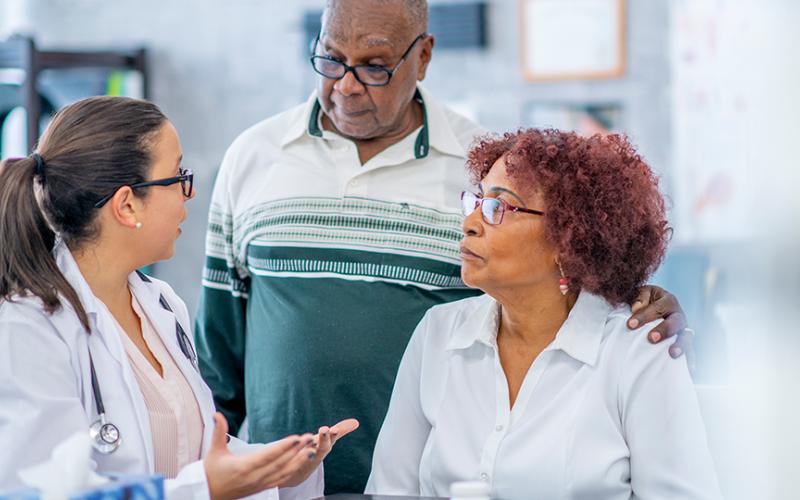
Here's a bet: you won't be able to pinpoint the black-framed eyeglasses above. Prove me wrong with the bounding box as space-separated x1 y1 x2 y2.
309 33 427 87
93 169 194 208
461 191 545 225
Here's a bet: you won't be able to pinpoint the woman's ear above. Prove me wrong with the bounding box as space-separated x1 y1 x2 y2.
107 186 142 230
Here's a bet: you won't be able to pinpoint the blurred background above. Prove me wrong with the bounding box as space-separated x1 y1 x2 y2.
1 0 798 498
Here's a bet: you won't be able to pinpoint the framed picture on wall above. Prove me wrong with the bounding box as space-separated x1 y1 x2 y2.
519 0 626 81
522 101 623 137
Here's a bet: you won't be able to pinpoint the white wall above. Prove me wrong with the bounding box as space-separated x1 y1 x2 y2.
12 0 674 313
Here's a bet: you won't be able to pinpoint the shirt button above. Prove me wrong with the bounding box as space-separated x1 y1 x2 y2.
350 179 360 187
480 472 490 481
495 424 504 432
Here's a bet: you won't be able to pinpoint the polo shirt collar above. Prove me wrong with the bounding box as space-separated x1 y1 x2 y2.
307 99 323 138
416 84 467 158
445 291 610 367
279 91 321 147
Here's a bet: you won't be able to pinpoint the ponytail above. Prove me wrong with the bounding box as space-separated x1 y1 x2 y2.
0 96 165 331
0 156 90 330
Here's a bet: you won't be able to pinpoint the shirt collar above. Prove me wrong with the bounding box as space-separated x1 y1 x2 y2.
548 292 611 367
280 85 467 160
445 291 611 367
445 294 501 351
416 84 467 158
280 91 321 147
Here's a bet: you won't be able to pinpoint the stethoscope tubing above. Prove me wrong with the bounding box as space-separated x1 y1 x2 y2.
87 286 194 454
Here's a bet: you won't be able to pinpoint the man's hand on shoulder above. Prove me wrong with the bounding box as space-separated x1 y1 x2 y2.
627 285 696 374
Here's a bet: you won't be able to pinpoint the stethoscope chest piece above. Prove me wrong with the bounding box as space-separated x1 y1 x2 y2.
90 414 121 454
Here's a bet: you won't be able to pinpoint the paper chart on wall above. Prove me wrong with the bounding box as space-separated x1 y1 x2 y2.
520 0 624 80
671 0 762 243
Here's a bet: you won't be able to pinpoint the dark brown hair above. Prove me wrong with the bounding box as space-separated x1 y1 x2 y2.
467 129 670 305
0 96 166 330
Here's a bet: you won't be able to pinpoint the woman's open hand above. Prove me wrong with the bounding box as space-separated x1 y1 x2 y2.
278 418 360 488
204 412 317 500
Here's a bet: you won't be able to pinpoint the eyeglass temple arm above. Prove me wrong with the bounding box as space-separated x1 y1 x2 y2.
510 206 546 216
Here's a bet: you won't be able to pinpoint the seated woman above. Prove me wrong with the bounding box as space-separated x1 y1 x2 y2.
366 129 721 499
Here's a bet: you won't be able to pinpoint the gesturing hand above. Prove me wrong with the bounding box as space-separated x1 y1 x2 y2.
204 412 317 500
278 418 360 488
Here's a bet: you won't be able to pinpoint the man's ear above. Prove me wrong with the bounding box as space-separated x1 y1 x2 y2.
107 186 141 230
416 34 435 81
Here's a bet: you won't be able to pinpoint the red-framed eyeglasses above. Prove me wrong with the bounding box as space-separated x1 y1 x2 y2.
460 190 545 225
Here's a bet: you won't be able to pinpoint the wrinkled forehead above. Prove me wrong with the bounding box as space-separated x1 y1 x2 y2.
322 1 414 49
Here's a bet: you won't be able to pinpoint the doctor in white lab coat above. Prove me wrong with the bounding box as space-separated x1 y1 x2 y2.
0 96 358 499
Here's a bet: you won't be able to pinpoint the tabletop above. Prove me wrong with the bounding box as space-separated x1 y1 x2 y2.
315 495 444 500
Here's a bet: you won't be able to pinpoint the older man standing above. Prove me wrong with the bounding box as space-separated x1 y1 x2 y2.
196 0 690 493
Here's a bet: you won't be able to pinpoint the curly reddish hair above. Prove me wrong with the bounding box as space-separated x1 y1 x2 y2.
466 129 670 305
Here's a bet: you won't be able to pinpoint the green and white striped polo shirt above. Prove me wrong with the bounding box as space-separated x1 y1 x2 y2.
195 86 484 493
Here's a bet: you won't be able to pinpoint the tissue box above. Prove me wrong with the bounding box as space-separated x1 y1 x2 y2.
0 475 164 500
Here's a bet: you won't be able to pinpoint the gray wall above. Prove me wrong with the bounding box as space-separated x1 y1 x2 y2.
12 0 672 315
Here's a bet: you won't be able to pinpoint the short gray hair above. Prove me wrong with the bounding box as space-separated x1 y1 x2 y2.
325 0 429 34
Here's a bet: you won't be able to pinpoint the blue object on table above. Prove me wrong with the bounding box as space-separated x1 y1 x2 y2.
0 490 38 500
77 475 164 500
0 475 164 500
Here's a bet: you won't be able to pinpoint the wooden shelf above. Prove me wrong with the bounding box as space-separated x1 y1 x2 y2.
0 36 149 151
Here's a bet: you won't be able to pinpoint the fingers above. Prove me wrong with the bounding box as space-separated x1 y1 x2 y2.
646 310 688 344
629 286 654 317
209 412 230 454
245 419 361 491
273 441 323 487
669 329 697 371
315 426 332 456
253 435 317 490
244 433 310 472
266 420 360 489
629 288 683 335
330 418 360 443
269 432 324 489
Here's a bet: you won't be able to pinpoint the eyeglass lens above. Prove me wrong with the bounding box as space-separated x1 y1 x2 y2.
461 192 503 225
311 58 390 85
180 171 193 197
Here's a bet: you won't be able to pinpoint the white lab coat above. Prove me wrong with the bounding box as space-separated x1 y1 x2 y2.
0 241 322 500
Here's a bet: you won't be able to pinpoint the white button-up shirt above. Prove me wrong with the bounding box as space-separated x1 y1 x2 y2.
365 292 722 499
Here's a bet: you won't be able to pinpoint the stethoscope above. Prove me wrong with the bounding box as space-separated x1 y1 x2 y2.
89 271 198 454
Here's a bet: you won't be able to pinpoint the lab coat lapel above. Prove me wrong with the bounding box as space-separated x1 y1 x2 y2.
54 243 127 367
89 301 155 472
52 242 156 472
